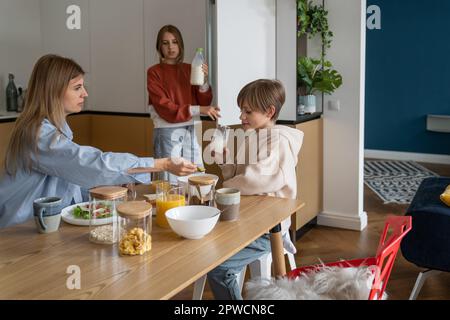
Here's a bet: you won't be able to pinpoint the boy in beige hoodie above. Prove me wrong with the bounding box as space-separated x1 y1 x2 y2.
207 79 304 300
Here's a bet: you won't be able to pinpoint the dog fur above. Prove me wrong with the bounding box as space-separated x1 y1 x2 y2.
244 265 388 300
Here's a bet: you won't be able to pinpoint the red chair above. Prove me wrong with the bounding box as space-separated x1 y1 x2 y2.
287 216 412 300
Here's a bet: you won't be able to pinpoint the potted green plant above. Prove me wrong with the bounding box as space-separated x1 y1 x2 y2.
297 56 342 113
297 0 333 60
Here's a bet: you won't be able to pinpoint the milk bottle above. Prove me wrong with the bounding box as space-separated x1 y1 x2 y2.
190 48 205 86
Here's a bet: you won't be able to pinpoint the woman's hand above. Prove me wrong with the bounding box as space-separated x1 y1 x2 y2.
127 158 197 176
200 106 221 121
164 158 197 176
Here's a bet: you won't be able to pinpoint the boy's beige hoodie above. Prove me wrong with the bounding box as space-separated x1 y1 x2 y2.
219 125 304 253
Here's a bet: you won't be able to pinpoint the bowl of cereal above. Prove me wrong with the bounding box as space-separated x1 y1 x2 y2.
165 206 220 239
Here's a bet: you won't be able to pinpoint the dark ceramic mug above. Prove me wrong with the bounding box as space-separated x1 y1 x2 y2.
215 188 240 221
33 197 62 233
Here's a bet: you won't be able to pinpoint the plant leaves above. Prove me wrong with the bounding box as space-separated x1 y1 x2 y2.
297 0 333 59
297 56 343 95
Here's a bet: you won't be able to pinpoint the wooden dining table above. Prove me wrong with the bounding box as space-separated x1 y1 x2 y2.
0 194 304 300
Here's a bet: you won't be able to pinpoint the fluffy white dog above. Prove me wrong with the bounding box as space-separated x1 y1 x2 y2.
245 265 388 300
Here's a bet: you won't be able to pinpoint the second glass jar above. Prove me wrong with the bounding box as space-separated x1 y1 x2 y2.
117 201 153 256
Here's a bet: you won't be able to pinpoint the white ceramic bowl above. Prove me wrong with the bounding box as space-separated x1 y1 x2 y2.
165 205 220 239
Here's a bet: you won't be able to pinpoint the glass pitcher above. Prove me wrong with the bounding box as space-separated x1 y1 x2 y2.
149 172 171 194
187 174 217 206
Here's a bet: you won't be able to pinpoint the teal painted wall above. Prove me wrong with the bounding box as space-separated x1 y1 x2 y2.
365 0 450 155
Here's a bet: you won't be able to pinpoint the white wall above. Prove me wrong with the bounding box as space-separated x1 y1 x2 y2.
317 0 367 231
0 0 42 111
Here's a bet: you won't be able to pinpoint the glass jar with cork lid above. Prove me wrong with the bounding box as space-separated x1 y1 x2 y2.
187 174 218 206
88 186 128 245
117 201 152 256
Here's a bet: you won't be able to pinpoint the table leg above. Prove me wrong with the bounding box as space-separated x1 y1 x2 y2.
270 223 286 277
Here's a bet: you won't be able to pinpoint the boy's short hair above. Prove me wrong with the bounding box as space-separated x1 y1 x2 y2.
237 79 286 121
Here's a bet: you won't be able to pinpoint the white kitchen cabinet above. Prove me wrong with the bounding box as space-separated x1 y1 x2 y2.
0 0 41 107
40 0 90 71
207 0 276 126
89 0 146 113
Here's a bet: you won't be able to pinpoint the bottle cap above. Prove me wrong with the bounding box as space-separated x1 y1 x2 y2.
196 48 204 53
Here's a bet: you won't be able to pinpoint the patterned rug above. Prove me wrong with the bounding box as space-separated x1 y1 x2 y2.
364 160 439 204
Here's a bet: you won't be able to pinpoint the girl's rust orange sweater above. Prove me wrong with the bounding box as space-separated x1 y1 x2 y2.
147 63 212 123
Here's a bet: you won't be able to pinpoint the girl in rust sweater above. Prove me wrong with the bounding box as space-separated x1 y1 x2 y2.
147 25 220 183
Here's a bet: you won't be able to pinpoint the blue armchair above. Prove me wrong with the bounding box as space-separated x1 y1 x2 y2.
401 176 450 299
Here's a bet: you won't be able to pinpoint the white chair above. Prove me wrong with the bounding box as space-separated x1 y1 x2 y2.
192 248 297 300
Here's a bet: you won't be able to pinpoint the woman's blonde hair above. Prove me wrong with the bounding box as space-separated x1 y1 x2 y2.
5 54 85 175
155 24 185 64
237 79 286 121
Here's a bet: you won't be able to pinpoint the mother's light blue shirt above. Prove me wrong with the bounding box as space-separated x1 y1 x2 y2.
0 119 153 228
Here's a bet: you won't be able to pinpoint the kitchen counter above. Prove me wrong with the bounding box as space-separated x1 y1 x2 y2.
0 110 323 125
276 112 322 125
0 111 20 123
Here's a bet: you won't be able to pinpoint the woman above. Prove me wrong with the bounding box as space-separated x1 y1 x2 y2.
0 54 197 228
147 25 220 183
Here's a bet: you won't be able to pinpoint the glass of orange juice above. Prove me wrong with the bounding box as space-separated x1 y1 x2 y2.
155 185 185 228
150 180 170 194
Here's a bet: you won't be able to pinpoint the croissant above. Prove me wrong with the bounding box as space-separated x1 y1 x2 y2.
440 185 450 207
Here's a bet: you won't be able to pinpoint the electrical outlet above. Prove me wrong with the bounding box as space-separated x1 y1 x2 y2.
328 100 340 111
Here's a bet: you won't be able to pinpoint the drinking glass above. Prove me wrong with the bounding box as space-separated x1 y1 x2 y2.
155 185 185 228
211 125 230 164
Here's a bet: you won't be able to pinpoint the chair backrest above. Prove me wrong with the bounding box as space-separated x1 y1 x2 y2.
369 216 412 300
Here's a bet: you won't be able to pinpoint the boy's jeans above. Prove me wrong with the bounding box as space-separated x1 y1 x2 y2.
207 234 271 300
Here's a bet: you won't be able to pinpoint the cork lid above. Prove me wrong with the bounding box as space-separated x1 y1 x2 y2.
117 201 152 219
89 186 128 200
188 174 217 186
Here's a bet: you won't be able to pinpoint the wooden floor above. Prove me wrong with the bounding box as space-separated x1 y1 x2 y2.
172 161 450 300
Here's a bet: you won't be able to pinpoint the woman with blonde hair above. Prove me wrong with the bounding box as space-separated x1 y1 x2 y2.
147 24 221 183
0 54 197 228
